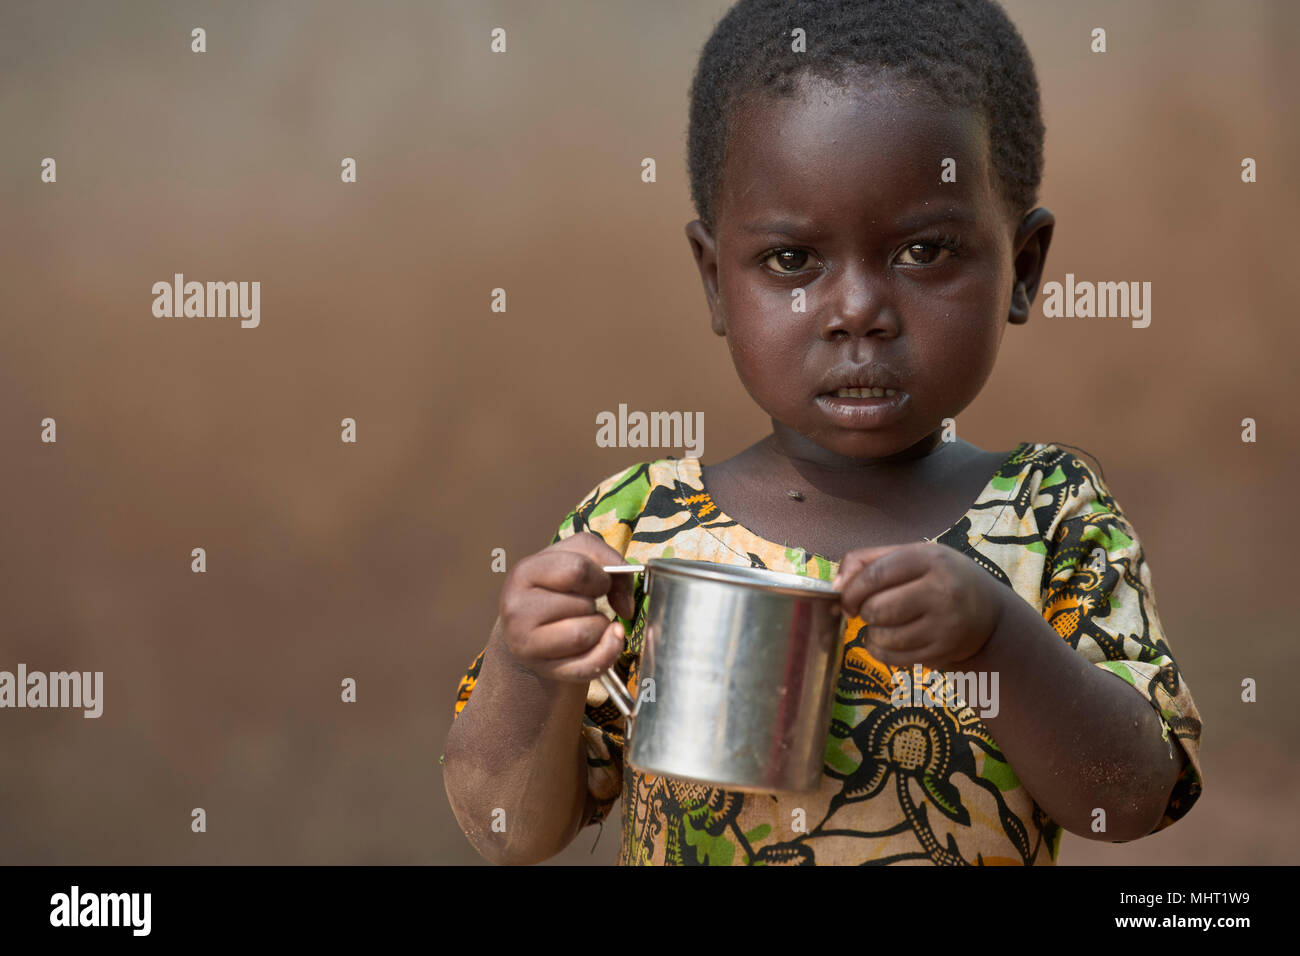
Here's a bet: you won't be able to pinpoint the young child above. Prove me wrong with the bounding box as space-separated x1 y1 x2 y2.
441 0 1203 866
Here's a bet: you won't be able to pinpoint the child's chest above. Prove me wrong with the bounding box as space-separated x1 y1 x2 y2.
701 449 1009 564
724 496 949 562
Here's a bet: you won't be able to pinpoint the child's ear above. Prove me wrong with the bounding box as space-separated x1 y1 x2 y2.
685 220 727 336
1008 207 1055 325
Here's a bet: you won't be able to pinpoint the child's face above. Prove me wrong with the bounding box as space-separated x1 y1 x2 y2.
686 71 1053 463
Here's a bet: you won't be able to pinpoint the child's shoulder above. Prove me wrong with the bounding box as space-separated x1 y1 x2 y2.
1009 441 1141 536
576 456 692 498
1015 440 1113 491
557 457 691 526
994 439 1104 480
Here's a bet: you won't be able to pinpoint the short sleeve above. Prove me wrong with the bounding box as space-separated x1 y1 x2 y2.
1037 450 1204 834
447 462 656 829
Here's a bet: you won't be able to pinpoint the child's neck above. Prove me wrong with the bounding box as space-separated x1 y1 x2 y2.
758 427 959 502
699 430 1009 562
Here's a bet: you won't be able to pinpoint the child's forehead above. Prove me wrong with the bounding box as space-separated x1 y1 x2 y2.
723 80 997 221
736 71 986 152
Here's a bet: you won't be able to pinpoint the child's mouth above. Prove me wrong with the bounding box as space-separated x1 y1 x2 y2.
815 387 908 427
829 386 898 399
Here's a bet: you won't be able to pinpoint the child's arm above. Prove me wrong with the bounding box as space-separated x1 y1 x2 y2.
442 616 599 865
838 550 1184 840
442 534 634 865
835 457 1203 844
955 589 1185 841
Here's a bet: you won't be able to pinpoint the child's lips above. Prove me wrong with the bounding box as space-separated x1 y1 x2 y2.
815 388 909 427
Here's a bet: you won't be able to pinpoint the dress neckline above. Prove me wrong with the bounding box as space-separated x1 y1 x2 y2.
670 441 1036 569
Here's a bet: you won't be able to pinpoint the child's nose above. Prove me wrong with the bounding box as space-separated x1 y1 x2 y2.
816 297 899 343
820 272 899 339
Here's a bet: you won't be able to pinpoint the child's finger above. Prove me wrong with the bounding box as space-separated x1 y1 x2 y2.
546 533 637 618
831 545 896 590
526 613 615 661
524 591 605 627
862 618 934 667
837 545 931 616
854 577 930 629
522 549 606 599
544 618 626 683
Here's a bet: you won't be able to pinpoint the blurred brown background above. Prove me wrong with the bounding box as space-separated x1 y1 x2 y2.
1 0 1296 865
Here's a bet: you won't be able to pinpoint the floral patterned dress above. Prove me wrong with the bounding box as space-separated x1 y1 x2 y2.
449 442 1204 865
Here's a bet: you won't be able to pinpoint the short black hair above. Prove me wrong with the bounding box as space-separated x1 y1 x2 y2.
686 0 1045 233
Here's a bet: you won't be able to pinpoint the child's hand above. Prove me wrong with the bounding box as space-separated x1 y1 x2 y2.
497 533 637 684
831 542 1009 672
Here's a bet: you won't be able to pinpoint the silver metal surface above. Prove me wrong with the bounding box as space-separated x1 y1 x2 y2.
601 558 845 793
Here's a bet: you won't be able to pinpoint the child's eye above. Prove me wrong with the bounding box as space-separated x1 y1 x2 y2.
761 248 816 274
897 235 961 266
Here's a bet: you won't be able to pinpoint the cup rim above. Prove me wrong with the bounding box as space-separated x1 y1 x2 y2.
645 557 841 598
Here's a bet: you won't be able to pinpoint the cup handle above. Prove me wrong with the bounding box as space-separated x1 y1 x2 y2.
600 669 638 720
600 564 645 719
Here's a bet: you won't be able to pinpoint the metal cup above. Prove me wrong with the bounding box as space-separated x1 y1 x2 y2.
600 558 845 793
